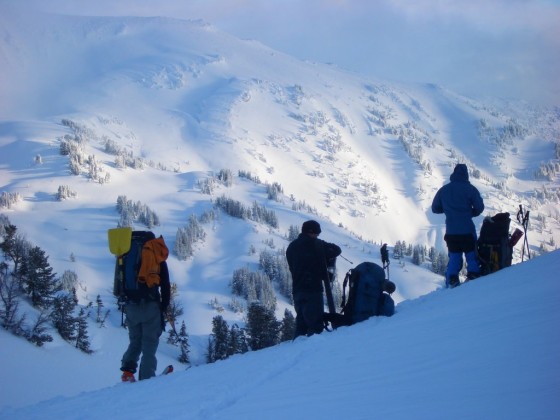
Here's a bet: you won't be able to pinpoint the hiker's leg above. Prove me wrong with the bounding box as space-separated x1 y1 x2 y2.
293 294 308 339
138 301 162 380
465 250 480 278
121 304 142 373
302 292 324 336
462 233 480 278
444 234 464 287
446 252 463 287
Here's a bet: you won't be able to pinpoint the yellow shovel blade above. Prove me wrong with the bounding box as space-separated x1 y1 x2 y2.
108 227 133 256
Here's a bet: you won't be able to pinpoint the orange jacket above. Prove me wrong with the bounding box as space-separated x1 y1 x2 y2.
138 236 169 287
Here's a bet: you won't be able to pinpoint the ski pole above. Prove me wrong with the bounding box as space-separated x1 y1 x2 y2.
523 214 530 260
339 254 353 264
517 205 531 261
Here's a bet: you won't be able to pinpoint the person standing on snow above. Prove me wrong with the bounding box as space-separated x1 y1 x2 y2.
120 234 171 382
432 163 485 288
286 220 341 338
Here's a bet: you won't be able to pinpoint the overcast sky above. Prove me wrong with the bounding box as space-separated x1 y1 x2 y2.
7 0 560 106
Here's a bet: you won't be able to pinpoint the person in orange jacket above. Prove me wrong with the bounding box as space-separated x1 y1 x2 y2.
119 233 171 382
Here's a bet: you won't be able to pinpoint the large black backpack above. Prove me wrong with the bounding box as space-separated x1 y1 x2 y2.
477 213 513 275
325 261 395 329
113 230 160 302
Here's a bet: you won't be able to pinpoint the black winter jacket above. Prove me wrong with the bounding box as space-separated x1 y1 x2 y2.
286 233 341 294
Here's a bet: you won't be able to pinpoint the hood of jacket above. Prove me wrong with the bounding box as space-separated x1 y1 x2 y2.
450 163 469 182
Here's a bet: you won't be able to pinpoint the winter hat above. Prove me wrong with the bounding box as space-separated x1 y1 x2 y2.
302 220 321 234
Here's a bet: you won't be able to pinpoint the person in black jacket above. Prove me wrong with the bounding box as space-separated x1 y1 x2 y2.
286 220 341 338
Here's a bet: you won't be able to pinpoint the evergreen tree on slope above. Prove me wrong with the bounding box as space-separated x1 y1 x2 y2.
18 246 61 309
246 302 280 351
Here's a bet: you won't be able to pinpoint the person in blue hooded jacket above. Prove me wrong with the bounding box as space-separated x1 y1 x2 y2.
432 164 485 288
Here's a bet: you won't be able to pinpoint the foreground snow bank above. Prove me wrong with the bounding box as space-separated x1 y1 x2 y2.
2 251 559 420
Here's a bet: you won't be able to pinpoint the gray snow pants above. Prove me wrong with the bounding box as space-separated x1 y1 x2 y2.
121 300 162 380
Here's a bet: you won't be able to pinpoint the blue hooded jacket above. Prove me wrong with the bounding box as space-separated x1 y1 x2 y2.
431 164 484 236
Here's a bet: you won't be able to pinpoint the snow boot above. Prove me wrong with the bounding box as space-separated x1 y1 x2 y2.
447 275 460 288
121 370 136 383
466 272 480 281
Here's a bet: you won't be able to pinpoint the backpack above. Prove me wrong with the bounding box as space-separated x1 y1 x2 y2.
325 261 395 328
113 231 169 302
477 213 513 275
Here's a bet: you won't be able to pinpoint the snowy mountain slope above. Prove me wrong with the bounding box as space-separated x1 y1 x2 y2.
1 249 559 419
0 8 559 413
0 10 558 301
1 11 558 241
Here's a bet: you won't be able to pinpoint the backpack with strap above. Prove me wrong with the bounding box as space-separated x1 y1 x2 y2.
477 213 513 275
113 231 169 302
325 261 395 328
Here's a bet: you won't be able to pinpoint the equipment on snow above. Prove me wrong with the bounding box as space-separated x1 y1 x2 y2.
324 261 395 329
477 213 514 275
516 204 531 261
342 262 395 323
